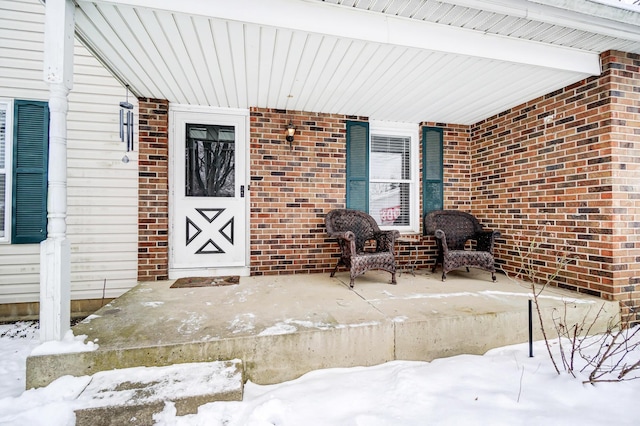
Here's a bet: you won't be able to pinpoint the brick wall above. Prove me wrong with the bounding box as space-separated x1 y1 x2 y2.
603 51 640 322
134 106 445 280
470 51 640 322
422 122 473 211
249 108 352 275
137 98 169 281
248 110 454 276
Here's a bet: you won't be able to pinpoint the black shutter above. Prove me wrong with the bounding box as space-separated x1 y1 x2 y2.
346 121 369 212
12 100 49 244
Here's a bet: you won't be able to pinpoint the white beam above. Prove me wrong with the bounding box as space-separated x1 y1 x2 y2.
40 0 75 342
444 0 640 39
85 0 601 75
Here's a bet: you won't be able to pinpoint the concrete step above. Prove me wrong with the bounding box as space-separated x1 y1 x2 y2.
74 360 243 426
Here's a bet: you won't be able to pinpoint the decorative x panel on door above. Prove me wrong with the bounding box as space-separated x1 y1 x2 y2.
185 208 235 254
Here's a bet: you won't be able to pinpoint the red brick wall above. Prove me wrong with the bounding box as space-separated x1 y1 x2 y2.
247 110 452 276
470 51 640 322
604 51 640 322
137 98 169 281
134 106 444 280
422 122 473 211
249 108 353 275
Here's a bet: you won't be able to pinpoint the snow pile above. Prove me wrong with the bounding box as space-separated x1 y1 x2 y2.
30 330 98 356
1 321 639 426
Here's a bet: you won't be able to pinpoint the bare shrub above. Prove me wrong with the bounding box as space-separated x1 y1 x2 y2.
506 230 640 384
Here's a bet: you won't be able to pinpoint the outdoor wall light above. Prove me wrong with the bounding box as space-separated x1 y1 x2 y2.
285 122 296 150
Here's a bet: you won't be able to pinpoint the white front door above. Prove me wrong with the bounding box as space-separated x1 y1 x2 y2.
169 107 249 278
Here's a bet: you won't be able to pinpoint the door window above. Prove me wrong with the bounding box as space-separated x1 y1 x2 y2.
185 123 235 197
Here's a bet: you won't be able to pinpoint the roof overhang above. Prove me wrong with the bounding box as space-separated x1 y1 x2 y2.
72 0 639 124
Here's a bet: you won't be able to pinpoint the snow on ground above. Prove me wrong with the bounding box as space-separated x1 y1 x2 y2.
1 321 639 426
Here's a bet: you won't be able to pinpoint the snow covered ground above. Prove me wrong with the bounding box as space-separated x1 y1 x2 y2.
1 321 639 426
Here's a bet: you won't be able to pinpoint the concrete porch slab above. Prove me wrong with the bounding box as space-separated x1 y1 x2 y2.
26 269 620 389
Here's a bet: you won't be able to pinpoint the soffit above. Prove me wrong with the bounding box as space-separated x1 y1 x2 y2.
72 0 639 124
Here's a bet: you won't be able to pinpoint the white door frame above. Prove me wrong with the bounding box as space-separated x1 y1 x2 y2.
168 104 250 278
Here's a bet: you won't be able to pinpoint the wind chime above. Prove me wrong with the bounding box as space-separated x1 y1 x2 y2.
119 86 134 163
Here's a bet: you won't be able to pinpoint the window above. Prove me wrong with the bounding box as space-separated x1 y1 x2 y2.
0 100 11 241
185 123 235 197
0 99 49 244
346 120 419 232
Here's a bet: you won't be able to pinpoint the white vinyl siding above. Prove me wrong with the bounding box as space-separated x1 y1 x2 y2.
0 0 138 304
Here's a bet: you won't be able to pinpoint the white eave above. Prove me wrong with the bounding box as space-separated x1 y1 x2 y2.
72 0 640 124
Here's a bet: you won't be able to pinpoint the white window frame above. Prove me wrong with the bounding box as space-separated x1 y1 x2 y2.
369 120 419 234
0 99 13 243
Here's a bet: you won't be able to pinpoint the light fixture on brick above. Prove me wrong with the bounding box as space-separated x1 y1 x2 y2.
285 121 296 150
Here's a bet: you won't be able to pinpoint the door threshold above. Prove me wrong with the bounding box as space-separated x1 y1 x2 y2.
169 267 250 280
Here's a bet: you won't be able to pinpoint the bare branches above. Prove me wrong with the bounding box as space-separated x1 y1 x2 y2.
506 229 640 385
580 319 640 384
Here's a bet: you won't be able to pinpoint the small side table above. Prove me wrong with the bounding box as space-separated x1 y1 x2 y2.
396 237 419 276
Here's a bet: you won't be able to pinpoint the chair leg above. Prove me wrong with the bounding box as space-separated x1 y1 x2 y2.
441 272 446 281
349 277 355 288
330 261 340 278
391 272 397 285
491 272 496 282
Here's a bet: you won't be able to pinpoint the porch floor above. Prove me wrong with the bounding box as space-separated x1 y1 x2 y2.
26 268 620 389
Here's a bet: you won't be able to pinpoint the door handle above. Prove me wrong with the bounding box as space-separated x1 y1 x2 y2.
241 185 245 198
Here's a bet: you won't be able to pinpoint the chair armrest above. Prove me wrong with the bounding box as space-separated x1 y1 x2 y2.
472 230 500 253
328 231 357 257
434 229 449 252
327 231 356 242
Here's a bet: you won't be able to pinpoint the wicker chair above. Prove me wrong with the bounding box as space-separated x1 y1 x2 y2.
424 210 500 282
325 209 400 288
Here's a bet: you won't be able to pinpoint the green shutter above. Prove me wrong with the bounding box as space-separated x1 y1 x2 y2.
346 120 369 212
12 100 49 244
422 126 443 220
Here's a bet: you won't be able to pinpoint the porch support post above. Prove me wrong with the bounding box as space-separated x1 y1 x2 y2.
40 0 75 342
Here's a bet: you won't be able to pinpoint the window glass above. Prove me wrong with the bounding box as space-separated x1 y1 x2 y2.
368 125 416 230
0 102 8 240
370 135 411 226
185 123 235 197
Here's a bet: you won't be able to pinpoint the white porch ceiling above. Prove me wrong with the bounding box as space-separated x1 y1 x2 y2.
73 0 640 124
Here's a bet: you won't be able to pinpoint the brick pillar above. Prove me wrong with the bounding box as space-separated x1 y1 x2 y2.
137 98 169 281
602 51 640 324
